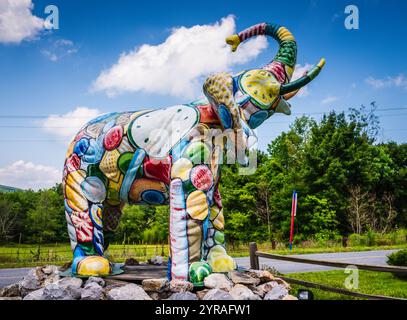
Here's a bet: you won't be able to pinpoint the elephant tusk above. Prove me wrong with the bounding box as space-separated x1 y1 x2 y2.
283 89 300 100
280 58 326 95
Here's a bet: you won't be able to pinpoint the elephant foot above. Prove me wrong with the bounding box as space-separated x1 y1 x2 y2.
188 246 237 285
74 256 112 277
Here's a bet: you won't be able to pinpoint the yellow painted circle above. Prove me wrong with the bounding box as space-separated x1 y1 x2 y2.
212 209 225 230
186 190 209 220
65 170 88 212
171 158 193 181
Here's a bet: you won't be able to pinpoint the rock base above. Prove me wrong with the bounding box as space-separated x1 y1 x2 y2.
0 264 297 300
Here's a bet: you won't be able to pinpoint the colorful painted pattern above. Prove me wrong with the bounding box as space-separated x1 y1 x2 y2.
63 21 325 283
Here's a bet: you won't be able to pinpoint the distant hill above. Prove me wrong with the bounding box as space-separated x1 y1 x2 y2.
0 184 23 193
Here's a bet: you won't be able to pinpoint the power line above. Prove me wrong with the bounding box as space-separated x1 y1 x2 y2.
0 106 406 119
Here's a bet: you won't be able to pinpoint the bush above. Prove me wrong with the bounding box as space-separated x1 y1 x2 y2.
387 249 407 280
349 233 364 246
366 230 376 246
387 249 407 267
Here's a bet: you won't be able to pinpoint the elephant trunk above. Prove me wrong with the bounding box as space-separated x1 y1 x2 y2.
226 22 297 81
280 58 326 95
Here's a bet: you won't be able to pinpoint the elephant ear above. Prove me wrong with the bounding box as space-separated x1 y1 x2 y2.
203 72 241 130
203 72 252 165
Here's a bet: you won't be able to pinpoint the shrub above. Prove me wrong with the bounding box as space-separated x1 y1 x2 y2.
349 233 364 246
387 249 407 266
387 249 407 280
366 230 376 246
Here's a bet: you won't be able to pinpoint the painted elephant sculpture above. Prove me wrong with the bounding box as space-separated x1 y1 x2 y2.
63 22 325 285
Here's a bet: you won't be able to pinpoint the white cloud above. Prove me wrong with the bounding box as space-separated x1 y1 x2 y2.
42 107 101 140
0 0 46 44
365 74 407 90
41 38 78 62
92 15 268 99
0 160 60 190
291 63 313 98
321 96 338 105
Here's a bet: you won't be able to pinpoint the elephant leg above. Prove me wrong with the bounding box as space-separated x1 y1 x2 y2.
203 185 237 273
64 172 111 277
168 178 190 281
169 152 235 285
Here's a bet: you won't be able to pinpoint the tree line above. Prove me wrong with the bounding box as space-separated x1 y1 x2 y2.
0 104 405 244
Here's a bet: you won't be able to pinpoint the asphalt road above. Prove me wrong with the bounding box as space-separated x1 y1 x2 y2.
235 249 398 273
0 249 398 288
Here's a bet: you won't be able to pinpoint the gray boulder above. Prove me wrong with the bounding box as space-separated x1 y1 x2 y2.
229 284 261 300
81 282 104 300
23 288 44 300
19 266 60 297
18 268 43 296
169 279 194 293
58 277 83 289
142 278 169 292
196 289 210 300
204 273 233 292
263 285 289 300
107 283 152 300
167 292 198 300
0 283 21 297
202 289 234 300
42 282 80 300
246 270 276 283
85 276 105 287
254 280 279 298
148 256 164 265
228 270 260 286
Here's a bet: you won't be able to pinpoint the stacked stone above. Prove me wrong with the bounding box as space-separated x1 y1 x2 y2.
0 265 297 300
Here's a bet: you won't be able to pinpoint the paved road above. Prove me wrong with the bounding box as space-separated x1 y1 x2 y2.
235 249 398 274
0 250 398 288
0 267 31 288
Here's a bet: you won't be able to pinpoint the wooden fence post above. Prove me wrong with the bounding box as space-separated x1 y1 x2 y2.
249 242 259 270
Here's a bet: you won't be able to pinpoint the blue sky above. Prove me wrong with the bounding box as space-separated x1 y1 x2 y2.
0 0 406 189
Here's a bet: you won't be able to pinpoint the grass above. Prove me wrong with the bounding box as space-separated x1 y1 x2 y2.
287 269 407 300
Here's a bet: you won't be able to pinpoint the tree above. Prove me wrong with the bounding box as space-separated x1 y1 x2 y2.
301 195 339 240
25 189 65 243
0 198 20 242
346 186 373 234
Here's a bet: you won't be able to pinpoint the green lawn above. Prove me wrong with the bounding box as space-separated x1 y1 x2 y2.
288 270 407 300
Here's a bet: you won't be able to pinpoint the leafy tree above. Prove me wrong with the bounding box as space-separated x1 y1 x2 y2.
25 188 65 243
